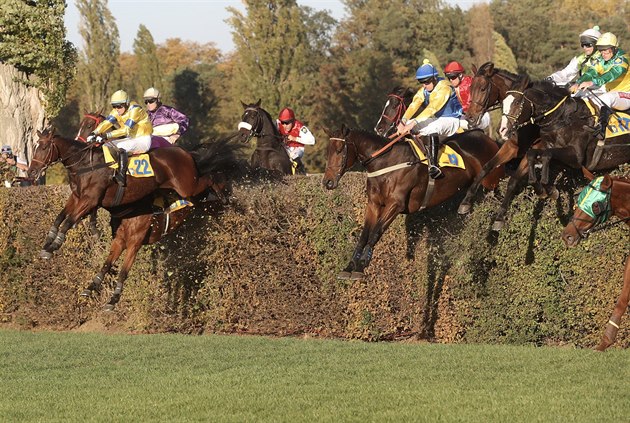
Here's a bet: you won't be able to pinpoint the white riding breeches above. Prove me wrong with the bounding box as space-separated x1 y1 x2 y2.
415 117 462 137
285 146 304 160
109 135 152 154
460 112 491 131
597 91 630 110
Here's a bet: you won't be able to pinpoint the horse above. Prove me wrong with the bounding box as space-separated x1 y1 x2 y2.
236 99 293 176
374 86 415 137
456 62 545 231
322 125 504 280
27 127 236 260
501 81 630 188
561 168 630 351
80 141 240 310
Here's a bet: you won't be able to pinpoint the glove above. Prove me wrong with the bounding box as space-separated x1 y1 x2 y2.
96 135 104 143
86 133 96 143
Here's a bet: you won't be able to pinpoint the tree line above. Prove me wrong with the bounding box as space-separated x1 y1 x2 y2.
1 0 628 172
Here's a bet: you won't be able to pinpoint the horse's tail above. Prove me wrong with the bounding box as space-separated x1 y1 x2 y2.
187 139 247 180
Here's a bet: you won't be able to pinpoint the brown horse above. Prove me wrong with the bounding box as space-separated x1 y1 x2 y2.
374 86 415 137
28 128 234 259
501 81 630 185
561 169 630 351
322 125 504 280
236 100 293 176
81 153 237 311
457 62 545 231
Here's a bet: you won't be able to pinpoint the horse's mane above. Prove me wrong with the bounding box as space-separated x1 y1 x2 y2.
529 80 571 100
477 61 525 83
349 127 388 145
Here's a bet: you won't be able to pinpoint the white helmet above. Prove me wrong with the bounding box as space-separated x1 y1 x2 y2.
143 87 161 99
580 26 601 44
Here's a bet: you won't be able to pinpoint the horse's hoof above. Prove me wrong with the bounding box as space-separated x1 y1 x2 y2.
457 204 471 215
548 187 559 200
39 250 53 260
337 271 352 280
350 271 365 281
491 220 505 232
80 289 92 298
103 303 115 312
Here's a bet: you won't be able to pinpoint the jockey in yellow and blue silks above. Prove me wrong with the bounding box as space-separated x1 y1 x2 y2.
573 32 630 140
87 90 153 186
396 59 464 179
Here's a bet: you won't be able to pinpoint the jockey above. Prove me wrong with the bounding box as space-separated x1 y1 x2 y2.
396 59 464 179
548 26 602 89
444 60 490 130
573 32 630 139
87 90 153 186
143 87 190 144
276 107 315 174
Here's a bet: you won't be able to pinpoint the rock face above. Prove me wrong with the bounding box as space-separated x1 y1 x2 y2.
0 63 46 165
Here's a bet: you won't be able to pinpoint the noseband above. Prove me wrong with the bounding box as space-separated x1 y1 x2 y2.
238 107 266 142
378 94 408 133
326 137 351 181
76 114 104 142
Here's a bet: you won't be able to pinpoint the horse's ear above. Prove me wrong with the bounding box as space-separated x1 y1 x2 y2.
600 174 613 190
340 124 350 137
255 98 261 107
581 166 595 181
323 127 332 137
471 64 477 75
240 100 247 109
36 130 42 137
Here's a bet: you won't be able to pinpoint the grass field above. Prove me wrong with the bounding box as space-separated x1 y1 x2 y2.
1 329 629 422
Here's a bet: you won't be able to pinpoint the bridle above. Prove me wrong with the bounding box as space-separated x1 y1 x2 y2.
75 113 104 142
502 89 569 136
376 94 408 136
470 74 503 115
326 137 352 183
569 180 615 240
30 134 92 180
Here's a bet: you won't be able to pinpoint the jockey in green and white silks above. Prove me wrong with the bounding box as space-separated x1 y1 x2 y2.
548 26 603 92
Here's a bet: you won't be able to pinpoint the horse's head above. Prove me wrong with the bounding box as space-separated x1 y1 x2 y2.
28 127 60 180
498 89 534 141
561 174 612 247
374 87 414 137
467 62 500 127
237 99 265 143
322 124 354 190
76 111 105 142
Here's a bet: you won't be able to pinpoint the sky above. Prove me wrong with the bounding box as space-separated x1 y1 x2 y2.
64 0 487 54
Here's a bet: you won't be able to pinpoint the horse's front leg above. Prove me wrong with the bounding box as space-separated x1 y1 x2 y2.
338 203 379 280
81 234 125 298
351 201 404 281
492 156 530 231
104 238 144 311
458 139 519 215
526 149 541 185
48 200 96 253
40 195 81 258
596 256 630 352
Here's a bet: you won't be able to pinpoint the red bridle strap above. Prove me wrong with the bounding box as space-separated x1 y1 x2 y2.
76 114 104 142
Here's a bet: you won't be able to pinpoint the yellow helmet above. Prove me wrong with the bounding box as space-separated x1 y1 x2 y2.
110 90 129 105
143 87 160 99
596 32 619 49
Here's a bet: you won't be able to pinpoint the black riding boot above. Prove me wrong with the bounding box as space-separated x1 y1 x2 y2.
596 106 612 140
115 149 128 187
427 133 442 179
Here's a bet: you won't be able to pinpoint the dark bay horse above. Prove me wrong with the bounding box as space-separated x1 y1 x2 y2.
322 125 504 280
501 82 630 186
561 169 630 351
28 128 233 259
457 62 543 231
374 87 415 137
236 100 293 176
81 141 240 310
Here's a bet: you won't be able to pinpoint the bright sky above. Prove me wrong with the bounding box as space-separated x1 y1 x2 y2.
64 0 486 54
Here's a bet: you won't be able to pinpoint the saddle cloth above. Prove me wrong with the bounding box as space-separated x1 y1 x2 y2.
102 145 155 177
582 99 630 139
405 138 466 170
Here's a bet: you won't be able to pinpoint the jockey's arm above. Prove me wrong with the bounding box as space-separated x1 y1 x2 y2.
548 56 579 86
401 89 426 124
93 109 118 135
295 126 315 145
415 83 451 123
105 107 146 139
169 107 190 135
590 61 628 87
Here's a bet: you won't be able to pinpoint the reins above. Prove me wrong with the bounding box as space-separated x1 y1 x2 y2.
504 89 569 132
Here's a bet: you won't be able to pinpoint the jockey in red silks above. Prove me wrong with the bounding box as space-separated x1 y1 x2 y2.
276 107 315 174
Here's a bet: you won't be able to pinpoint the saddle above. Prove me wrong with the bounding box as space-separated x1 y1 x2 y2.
405 137 466 170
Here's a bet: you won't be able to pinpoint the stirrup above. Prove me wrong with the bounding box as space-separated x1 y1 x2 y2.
428 165 442 179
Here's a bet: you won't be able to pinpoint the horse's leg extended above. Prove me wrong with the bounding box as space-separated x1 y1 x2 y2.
104 238 144 311
40 195 81 258
492 156 530 231
87 209 100 241
48 200 96 253
526 149 540 185
458 139 519 214
596 256 630 352
81 234 125 298
338 203 378 280
352 201 404 280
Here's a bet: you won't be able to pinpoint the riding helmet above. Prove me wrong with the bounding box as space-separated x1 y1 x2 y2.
596 32 619 50
416 59 439 82
579 25 601 44
444 61 465 78
279 107 295 122
110 90 130 105
143 87 161 100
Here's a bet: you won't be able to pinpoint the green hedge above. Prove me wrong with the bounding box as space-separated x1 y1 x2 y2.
0 167 628 348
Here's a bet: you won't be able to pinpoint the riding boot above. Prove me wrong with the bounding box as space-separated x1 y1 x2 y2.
596 106 612 140
115 149 128 187
427 133 442 179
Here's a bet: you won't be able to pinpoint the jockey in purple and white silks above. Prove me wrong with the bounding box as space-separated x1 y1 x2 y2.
143 87 190 144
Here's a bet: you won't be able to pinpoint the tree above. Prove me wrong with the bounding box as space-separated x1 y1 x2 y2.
492 31 518 73
467 4 494 66
75 0 122 111
132 25 163 100
0 0 76 117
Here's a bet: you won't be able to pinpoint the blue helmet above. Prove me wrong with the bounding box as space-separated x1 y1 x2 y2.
415 59 438 81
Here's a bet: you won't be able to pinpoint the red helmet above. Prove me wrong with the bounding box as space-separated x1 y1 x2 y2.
444 61 465 75
278 107 295 122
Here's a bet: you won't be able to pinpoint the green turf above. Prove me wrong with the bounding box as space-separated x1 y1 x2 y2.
1 329 629 422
